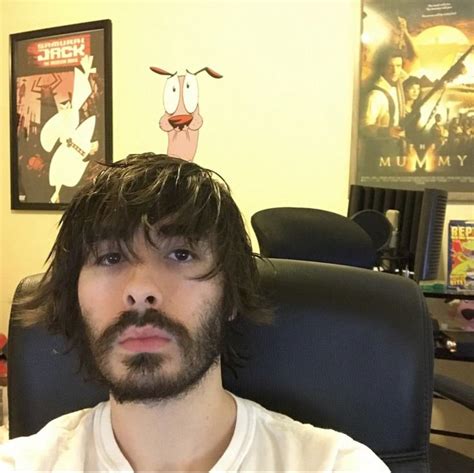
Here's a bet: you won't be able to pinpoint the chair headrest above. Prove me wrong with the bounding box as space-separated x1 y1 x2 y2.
251 207 376 268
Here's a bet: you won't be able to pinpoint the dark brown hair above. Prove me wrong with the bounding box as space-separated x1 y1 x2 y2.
373 46 406 77
18 153 271 371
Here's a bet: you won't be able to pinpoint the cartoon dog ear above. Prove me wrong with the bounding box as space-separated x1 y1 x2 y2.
150 66 175 76
193 67 223 79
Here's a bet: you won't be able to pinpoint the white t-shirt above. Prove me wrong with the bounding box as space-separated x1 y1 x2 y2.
362 76 403 129
0 394 390 472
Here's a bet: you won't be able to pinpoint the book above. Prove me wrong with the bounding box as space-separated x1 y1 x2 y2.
447 220 474 290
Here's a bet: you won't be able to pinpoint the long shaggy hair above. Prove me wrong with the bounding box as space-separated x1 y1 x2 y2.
17 153 272 375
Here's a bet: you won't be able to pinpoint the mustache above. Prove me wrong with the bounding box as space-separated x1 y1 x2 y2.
96 308 192 352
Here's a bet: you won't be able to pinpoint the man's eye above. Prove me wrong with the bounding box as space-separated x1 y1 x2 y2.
96 252 122 266
169 249 193 262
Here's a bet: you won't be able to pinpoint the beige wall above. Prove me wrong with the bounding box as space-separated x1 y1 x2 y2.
1 0 362 333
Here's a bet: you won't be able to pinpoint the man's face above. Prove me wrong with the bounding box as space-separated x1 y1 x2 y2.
77 229 225 403
383 56 403 85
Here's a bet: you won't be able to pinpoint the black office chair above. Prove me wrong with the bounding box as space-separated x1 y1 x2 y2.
251 207 474 471
9 259 433 472
251 207 377 269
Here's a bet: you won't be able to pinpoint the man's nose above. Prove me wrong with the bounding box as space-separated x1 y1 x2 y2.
123 265 163 310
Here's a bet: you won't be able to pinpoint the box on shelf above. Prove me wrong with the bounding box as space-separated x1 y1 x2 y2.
447 220 474 290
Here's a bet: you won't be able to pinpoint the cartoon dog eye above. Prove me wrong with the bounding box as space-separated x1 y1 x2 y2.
183 73 199 114
163 75 180 114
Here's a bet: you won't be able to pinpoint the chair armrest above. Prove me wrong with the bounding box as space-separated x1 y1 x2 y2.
434 373 474 411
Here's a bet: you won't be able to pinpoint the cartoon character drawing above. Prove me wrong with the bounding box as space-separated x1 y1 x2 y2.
40 55 98 203
150 66 222 161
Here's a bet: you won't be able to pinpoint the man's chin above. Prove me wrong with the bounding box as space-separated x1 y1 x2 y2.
106 355 220 405
108 376 201 405
111 388 191 405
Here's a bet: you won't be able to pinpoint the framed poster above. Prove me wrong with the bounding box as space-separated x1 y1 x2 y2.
10 20 112 210
353 0 473 200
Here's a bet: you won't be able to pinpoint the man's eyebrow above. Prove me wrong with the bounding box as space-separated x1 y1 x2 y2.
154 234 200 247
85 240 129 259
153 234 213 253
89 239 119 249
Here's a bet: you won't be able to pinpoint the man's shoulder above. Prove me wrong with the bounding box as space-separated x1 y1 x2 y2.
373 76 395 92
365 85 390 108
240 396 350 445
236 396 390 472
0 402 105 470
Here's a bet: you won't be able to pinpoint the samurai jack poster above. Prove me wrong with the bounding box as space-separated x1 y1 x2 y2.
356 0 474 195
10 21 111 209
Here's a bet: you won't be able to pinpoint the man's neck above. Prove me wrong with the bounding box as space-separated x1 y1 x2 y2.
109 364 237 472
376 75 397 90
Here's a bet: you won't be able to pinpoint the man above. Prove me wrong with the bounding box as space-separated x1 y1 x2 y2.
430 113 448 150
359 47 410 172
1 153 389 472
361 47 407 142
40 55 99 204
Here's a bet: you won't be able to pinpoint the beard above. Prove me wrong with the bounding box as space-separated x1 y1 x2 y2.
82 301 225 404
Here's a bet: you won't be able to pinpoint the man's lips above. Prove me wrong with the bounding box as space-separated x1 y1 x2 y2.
118 325 173 353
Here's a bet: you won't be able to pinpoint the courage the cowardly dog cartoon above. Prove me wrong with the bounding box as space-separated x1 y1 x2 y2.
150 66 222 161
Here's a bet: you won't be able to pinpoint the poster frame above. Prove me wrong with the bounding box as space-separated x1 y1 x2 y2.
350 1 473 202
9 19 113 210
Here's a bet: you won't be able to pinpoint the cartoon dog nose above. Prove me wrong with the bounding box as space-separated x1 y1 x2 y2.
168 114 193 130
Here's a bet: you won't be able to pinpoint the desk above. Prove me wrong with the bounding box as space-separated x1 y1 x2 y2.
421 285 474 301
422 285 474 362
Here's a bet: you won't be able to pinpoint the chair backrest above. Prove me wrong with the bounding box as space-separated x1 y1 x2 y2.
251 207 376 269
8 259 433 473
